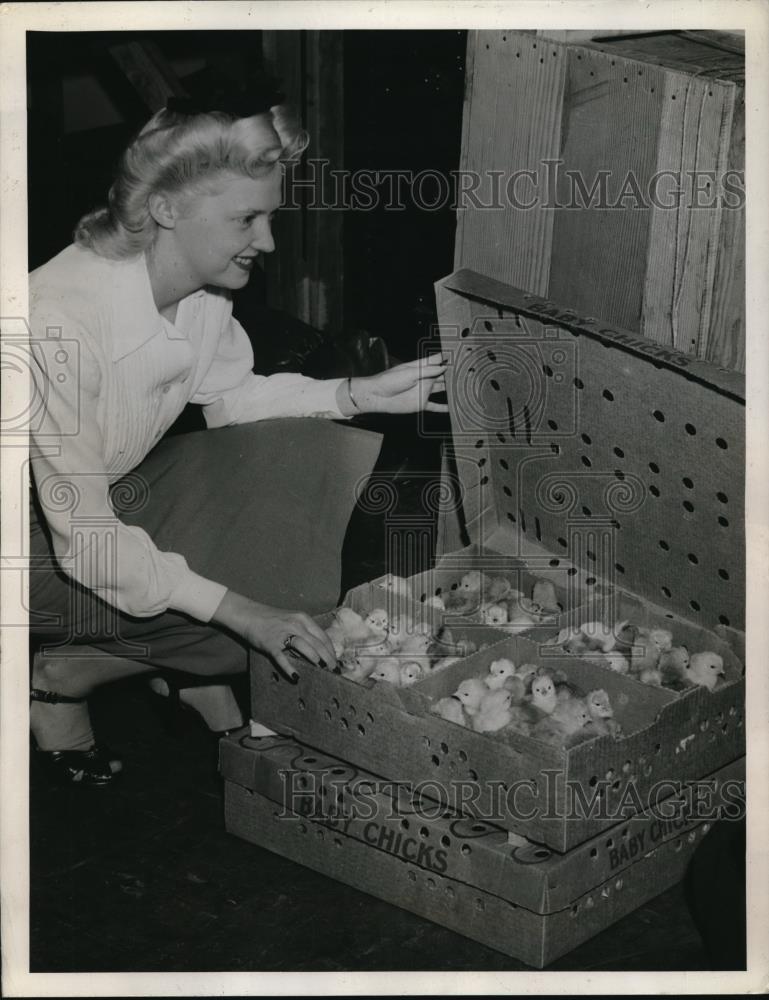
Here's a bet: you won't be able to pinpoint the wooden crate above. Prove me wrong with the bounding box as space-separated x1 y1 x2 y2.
456 30 745 371
221 731 745 968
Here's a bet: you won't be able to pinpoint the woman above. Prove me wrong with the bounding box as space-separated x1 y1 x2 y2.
29 102 447 785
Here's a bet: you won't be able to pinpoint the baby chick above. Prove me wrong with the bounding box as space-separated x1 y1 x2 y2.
431 695 467 726
459 570 483 594
473 689 514 733
533 698 591 745
453 678 489 719
515 663 540 691
364 608 390 637
340 652 379 684
686 651 726 691
584 688 621 736
485 658 517 689
629 628 662 675
370 658 402 685
400 661 425 687
336 607 377 644
483 575 514 603
325 620 347 658
502 673 528 703
481 602 509 625
529 674 558 715
638 666 663 686
380 573 413 600
659 646 691 689
648 628 674 654
532 579 560 614
425 595 446 611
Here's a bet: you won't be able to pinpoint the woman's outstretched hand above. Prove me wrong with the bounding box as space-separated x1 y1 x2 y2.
212 591 337 680
338 354 449 416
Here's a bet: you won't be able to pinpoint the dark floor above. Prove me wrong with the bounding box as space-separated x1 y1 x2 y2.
30 419 715 974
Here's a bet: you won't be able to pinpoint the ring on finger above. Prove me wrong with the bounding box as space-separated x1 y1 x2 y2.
282 634 298 651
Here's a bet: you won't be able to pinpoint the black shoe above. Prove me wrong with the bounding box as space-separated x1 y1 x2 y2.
147 673 236 740
30 688 123 786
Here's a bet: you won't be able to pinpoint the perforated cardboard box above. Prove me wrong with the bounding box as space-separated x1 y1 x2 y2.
248 271 745 852
221 731 745 968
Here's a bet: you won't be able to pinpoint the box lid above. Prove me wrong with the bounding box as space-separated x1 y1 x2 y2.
435 268 745 634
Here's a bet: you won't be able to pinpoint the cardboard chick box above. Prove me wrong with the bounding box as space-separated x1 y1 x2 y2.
220 731 745 968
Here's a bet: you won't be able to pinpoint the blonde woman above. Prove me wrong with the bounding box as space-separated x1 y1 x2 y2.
29 103 447 785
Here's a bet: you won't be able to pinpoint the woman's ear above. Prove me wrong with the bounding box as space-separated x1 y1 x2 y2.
148 192 178 230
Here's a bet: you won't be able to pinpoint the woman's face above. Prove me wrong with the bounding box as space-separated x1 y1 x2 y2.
169 168 282 291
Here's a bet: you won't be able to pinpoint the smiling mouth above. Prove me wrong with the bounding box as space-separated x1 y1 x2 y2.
233 255 257 270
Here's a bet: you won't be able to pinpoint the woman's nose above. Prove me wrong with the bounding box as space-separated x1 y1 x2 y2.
250 222 275 254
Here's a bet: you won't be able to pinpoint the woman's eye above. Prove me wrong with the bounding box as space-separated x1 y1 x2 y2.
240 215 256 227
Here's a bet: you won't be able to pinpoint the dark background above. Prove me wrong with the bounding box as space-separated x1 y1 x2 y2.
26 29 466 359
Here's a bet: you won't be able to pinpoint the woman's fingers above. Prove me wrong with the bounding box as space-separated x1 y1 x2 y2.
272 650 300 682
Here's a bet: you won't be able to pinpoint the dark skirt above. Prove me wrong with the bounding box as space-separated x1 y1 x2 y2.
29 418 381 675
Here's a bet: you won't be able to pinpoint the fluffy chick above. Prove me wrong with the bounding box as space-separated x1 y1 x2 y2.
483 575 514 603
659 646 691 689
532 579 560 613
400 661 425 687
485 657 517 689
473 689 514 733
336 607 377 644
431 695 467 726
686 651 726 691
364 608 390 636
380 574 413 599
370 658 402 685
340 653 379 684
584 688 621 736
453 678 489 717
529 674 558 715
482 602 509 625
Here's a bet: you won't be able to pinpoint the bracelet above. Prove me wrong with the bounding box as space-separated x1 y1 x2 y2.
347 376 360 412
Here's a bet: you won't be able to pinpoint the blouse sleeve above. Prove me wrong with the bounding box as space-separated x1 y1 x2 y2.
29 307 227 623
191 313 348 427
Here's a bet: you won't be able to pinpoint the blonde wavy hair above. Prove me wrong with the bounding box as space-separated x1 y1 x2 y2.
74 105 307 259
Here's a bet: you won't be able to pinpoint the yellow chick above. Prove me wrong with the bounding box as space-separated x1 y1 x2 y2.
340 653 379 684
529 674 558 715
515 663 540 691
686 651 726 691
532 579 560 613
597 650 631 674
584 688 621 736
459 570 483 594
482 602 509 625
370 658 402 685
659 646 691 689
502 673 527 703
453 678 489 718
648 628 674 653
629 628 662 675
485 657 517 689
381 573 413 600
336 607 377 644
638 667 663 686
400 661 425 687
473 689 514 733
325 620 348 658
431 695 467 726
484 575 514 603
364 608 390 637
533 698 591 745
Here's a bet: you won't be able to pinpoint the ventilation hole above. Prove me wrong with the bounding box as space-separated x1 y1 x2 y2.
431 754 440 766
503 485 512 497
487 350 497 361
614 446 625 458
719 569 730 580
574 377 584 389
615 563 625 574
458 750 468 762
582 506 591 517
357 724 365 735
719 614 731 626
549 558 560 567
603 389 615 402
716 438 728 449
506 512 516 522
499 458 509 470
475 439 484 449
717 492 728 504
685 423 696 435
567 567 578 576
519 510 526 533
615 469 625 480
661 586 672 598
477 457 487 467
468 769 478 781
690 599 701 612
587 549 596 561
581 455 592 467
718 515 729 527
590 847 598 859
581 433 592 445
653 410 665 422
548 419 558 431
483 320 493 332
480 475 489 485
659 540 669 551
551 443 561 455
496 432 506 443
650 485 660 498
460 328 469 338
441 835 450 848
490 379 500 391
534 516 542 541
558 537 568 548
687 553 699 565
585 577 596 586
543 364 553 377
683 500 694 513
682 477 695 490
649 461 660 474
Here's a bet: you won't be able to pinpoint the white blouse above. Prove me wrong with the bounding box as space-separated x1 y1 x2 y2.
29 244 346 623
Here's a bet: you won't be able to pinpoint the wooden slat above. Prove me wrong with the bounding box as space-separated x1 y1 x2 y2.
455 31 566 296
548 46 664 331
641 75 737 360
705 89 745 372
